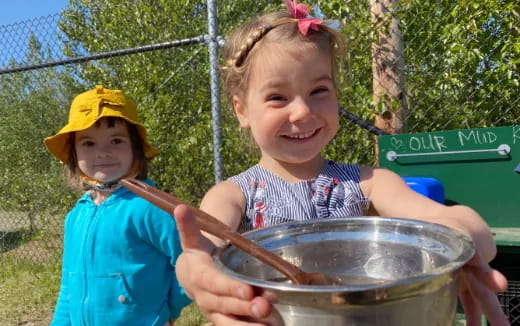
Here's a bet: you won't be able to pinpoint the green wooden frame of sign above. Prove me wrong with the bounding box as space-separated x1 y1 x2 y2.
378 126 520 248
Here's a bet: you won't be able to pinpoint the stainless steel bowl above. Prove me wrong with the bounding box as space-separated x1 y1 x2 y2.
213 217 474 326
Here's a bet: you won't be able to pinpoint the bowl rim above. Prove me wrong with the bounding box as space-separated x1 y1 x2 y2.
213 216 475 292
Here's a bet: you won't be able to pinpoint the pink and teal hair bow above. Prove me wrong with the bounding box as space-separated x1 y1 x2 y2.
283 0 340 36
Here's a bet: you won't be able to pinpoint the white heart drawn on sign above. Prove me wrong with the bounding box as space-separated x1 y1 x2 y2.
390 137 403 150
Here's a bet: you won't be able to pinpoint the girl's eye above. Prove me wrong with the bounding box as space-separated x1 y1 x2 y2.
311 87 329 95
111 138 124 145
80 140 95 147
267 94 286 102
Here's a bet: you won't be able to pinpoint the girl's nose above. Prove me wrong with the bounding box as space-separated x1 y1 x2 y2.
96 146 112 158
96 151 111 158
289 98 313 122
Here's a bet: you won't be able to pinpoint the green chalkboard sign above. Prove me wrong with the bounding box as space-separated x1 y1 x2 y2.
378 126 520 243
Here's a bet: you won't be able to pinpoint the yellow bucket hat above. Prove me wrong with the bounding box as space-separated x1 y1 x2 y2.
44 85 159 163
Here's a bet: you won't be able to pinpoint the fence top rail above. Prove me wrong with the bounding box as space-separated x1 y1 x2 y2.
0 36 207 75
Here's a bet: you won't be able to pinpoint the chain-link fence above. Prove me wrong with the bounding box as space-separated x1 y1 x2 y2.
0 0 518 323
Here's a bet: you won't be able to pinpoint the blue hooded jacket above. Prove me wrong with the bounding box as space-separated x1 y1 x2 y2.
51 179 191 325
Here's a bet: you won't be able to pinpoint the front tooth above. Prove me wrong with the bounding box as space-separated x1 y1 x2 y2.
292 131 313 139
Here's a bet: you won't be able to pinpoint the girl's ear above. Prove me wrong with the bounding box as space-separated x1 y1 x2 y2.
232 95 250 128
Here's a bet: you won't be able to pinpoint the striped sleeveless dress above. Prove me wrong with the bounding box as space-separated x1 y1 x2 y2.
229 160 370 233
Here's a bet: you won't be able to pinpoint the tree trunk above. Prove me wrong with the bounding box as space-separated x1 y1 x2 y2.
370 0 409 164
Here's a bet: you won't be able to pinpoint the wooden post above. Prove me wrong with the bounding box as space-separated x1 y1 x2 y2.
370 0 409 165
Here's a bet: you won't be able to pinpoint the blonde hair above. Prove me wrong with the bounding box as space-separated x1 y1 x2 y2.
64 117 149 190
221 10 346 104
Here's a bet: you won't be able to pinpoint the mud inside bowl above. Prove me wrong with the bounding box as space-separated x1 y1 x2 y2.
213 217 474 326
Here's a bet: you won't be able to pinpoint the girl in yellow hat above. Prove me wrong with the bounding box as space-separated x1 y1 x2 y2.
44 86 190 326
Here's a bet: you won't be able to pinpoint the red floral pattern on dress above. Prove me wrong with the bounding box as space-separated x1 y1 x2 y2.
254 202 266 229
252 180 267 229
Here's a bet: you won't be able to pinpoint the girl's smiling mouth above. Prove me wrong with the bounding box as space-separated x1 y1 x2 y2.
282 128 320 140
95 163 119 168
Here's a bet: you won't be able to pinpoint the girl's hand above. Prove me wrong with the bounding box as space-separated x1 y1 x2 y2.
459 253 510 326
173 203 510 325
173 205 272 325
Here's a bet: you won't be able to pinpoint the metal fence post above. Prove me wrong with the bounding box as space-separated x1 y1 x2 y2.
206 0 223 183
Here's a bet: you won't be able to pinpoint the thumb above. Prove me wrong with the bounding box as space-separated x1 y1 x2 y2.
173 204 212 252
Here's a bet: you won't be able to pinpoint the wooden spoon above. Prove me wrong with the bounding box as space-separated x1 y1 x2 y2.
119 177 335 286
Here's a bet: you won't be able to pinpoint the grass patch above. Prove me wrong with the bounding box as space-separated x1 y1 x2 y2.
0 241 207 326
0 255 60 325
176 303 208 326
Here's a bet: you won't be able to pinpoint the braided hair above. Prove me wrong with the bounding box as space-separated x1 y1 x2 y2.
220 10 345 105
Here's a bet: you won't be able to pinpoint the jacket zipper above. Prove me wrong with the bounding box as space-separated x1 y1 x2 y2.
80 204 98 326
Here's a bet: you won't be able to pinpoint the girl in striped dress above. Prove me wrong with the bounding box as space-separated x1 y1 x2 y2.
174 1 509 325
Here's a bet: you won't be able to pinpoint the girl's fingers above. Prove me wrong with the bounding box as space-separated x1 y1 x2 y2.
206 297 273 326
463 264 509 293
177 249 272 315
460 291 481 326
193 259 256 300
459 272 483 326
188 263 272 320
173 204 273 323
463 270 510 326
199 294 271 321
195 267 272 316
208 312 267 326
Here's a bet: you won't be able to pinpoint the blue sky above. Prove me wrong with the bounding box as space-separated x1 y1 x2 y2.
0 0 69 26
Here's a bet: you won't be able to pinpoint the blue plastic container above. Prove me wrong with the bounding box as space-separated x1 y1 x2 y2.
403 177 445 204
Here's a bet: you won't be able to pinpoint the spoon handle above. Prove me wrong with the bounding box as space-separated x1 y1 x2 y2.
119 178 308 284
